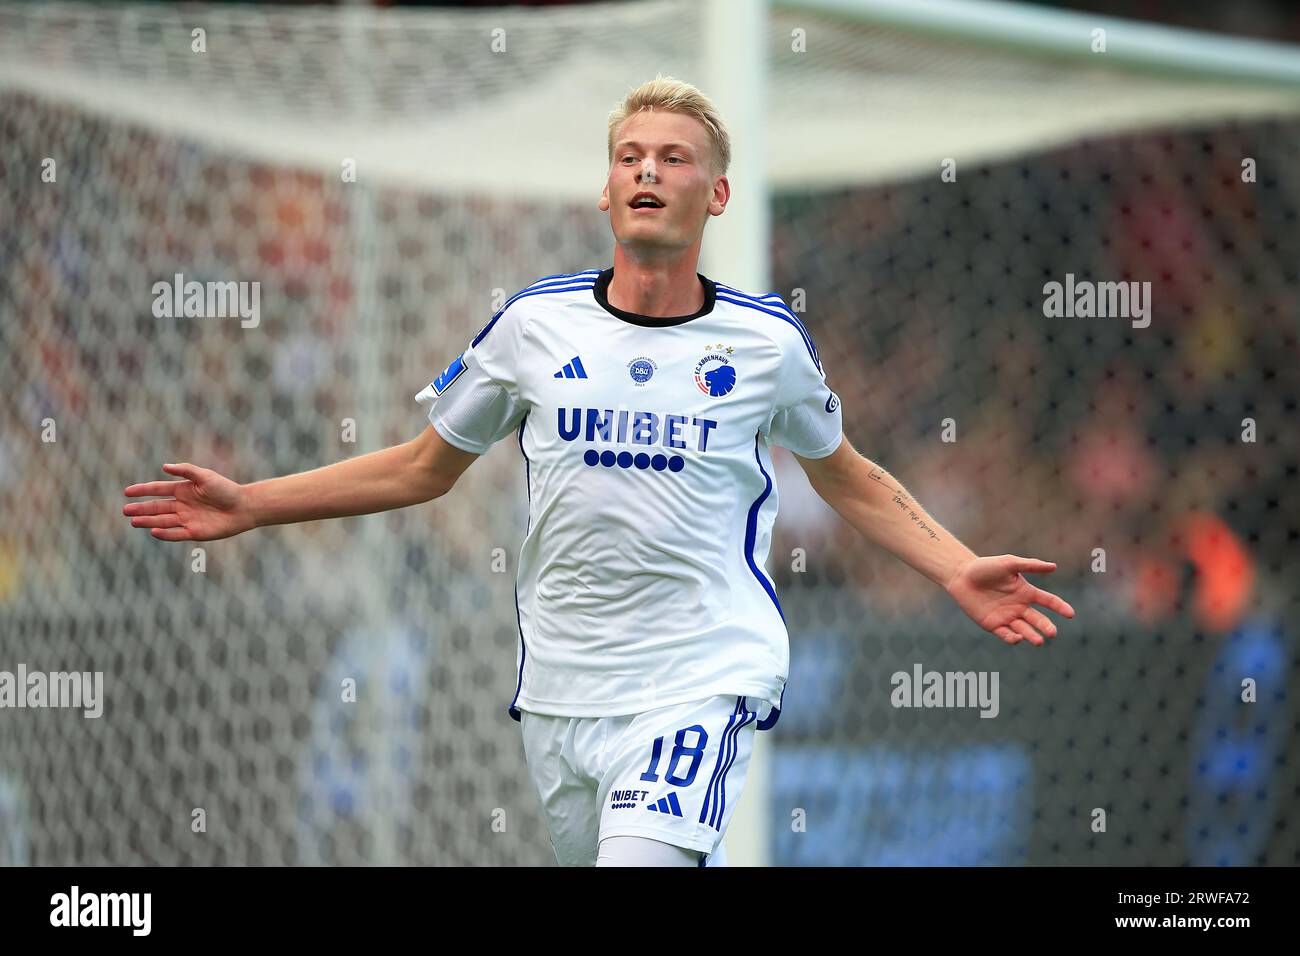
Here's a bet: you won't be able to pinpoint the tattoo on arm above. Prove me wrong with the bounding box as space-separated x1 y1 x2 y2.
868 466 941 542
867 466 899 493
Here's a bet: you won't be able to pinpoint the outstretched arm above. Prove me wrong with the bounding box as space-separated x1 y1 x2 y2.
123 425 479 542
793 434 1075 645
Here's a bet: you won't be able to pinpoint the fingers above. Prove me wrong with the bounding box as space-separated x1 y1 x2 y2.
1033 587 1076 619
1008 555 1057 575
124 480 185 498
149 526 193 542
130 513 184 530
123 500 178 518
993 625 1021 645
1023 607 1057 639
162 462 207 482
125 463 208 500
1008 618 1046 646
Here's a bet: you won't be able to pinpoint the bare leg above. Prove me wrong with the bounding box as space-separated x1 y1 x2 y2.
595 835 702 867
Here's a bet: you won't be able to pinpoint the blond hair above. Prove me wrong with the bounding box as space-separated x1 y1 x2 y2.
606 75 731 177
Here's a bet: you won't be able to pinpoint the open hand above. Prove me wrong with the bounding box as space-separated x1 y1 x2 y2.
123 463 255 542
945 555 1075 646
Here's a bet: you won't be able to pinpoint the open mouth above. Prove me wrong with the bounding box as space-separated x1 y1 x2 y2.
629 191 665 211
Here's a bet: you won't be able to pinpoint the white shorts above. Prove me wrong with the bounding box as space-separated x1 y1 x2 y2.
520 694 765 867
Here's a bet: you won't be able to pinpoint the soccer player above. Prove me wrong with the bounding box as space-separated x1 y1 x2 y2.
123 77 1074 868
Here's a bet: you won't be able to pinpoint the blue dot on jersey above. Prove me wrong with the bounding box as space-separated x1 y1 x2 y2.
634 453 650 469
668 455 685 472
584 450 599 466
616 451 633 469
600 450 617 467
704 363 736 397
651 454 667 471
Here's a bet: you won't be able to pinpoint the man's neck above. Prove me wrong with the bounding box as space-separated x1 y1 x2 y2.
607 247 704 317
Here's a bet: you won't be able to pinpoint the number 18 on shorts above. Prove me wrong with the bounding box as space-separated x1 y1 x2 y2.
520 695 765 866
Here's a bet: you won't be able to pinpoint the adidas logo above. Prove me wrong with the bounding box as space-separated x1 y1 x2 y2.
645 792 683 817
554 356 589 379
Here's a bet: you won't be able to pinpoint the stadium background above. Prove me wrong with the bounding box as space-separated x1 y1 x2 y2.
0 0 1297 865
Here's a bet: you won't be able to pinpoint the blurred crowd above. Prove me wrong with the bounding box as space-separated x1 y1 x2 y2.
768 123 1297 636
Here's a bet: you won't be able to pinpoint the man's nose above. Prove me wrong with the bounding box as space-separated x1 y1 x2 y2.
638 160 658 183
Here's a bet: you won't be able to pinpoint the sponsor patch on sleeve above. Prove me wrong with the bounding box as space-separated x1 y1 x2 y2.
431 352 468 395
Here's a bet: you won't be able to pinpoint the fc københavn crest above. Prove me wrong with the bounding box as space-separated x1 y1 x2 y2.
694 344 737 397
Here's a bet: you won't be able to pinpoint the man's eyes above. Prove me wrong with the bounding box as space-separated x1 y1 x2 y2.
620 155 686 163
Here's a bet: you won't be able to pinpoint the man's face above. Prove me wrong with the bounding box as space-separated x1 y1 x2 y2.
600 110 727 254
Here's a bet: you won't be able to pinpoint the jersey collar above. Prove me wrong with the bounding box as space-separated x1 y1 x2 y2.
592 267 716 327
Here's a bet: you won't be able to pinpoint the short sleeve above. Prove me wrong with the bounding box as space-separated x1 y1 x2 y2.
766 322 843 460
414 307 528 455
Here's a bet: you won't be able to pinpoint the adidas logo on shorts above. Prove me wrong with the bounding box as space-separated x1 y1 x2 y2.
645 792 683 817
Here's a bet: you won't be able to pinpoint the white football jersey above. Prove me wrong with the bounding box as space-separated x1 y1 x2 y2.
414 268 843 730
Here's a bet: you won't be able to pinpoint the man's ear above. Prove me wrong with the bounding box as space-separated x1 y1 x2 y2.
598 185 610 211
709 175 730 216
